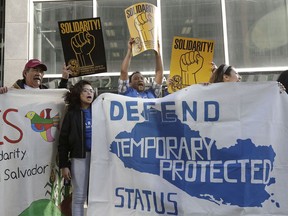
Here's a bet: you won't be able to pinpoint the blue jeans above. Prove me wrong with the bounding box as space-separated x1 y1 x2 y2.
71 153 91 216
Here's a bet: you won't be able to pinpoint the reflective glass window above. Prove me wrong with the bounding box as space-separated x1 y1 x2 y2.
161 0 224 70
33 1 93 74
226 0 288 68
33 0 288 77
96 0 157 72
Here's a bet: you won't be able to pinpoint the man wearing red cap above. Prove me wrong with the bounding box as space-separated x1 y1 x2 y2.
0 59 71 93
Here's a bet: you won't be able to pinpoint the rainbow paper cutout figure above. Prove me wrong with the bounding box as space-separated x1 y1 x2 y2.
25 108 60 142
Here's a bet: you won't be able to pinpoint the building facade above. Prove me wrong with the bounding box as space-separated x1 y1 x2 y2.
2 0 288 91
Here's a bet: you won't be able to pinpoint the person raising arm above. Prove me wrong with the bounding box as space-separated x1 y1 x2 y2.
118 38 163 98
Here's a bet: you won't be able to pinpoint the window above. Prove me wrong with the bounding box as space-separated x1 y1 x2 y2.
32 0 288 84
226 0 288 68
33 1 93 74
97 0 157 73
161 0 224 71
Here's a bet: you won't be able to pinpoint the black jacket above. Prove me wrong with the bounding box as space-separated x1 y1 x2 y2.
58 109 87 168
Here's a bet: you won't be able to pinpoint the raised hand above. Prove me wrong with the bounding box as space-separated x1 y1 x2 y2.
0 86 8 94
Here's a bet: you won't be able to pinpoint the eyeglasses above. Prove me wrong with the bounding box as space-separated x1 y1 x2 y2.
82 88 95 93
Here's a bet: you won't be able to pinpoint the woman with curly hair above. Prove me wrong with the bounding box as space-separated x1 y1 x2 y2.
58 79 96 216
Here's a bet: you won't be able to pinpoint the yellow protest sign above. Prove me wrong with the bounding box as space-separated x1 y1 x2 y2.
168 36 214 93
125 2 158 56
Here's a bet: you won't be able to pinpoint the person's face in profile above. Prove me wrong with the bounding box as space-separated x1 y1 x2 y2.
24 66 45 88
223 68 241 82
130 73 145 92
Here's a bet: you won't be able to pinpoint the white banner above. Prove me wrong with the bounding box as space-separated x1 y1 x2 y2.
88 82 288 216
0 89 68 216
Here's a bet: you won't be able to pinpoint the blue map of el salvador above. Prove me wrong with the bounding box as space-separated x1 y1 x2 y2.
110 109 277 207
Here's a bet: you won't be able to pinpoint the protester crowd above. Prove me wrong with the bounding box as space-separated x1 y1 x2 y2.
0 33 287 216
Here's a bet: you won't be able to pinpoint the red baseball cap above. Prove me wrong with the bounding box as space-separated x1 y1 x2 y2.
24 59 47 71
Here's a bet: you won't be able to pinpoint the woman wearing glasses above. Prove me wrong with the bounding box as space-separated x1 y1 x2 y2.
58 80 96 216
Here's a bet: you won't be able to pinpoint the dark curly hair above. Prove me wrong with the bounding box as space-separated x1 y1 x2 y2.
64 80 96 111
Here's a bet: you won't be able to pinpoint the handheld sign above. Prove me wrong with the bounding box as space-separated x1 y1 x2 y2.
87 83 288 215
169 36 214 93
125 2 159 56
58 17 107 77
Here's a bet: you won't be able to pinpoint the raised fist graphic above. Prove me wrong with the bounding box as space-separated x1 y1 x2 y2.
180 51 204 86
134 12 154 44
71 31 96 67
